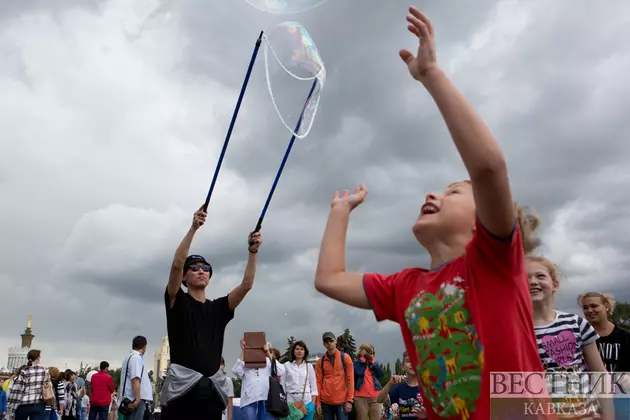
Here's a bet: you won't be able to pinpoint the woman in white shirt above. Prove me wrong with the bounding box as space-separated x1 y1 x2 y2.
233 340 285 420
281 341 318 420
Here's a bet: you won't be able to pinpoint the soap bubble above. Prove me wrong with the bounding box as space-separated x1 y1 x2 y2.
263 22 326 139
245 0 332 15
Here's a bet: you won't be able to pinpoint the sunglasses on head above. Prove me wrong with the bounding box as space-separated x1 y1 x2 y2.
189 265 211 272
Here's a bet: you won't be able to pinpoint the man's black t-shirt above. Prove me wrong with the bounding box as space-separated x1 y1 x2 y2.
165 287 234 377
596 324 630 373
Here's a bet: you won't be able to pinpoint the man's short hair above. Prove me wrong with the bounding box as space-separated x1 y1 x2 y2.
99 361 109 371
132 336 148 350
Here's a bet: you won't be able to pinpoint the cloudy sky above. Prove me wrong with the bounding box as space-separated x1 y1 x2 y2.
1 0 630 373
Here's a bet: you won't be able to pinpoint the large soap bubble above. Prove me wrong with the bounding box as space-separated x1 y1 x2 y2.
263 22 326 139
245 0 332 15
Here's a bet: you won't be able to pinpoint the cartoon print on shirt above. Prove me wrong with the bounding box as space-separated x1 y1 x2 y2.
404 276 483 420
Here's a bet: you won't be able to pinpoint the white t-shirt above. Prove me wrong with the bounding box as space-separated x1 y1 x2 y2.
222 378 235 420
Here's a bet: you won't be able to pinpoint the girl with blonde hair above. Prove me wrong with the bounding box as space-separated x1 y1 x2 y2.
527 256 613 419
578 292 630 419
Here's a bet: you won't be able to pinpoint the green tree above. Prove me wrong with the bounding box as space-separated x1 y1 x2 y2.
380 362 392 385
611 302 630 330
148 370 154 383
232 377 242 398
155 376 165 396
394 358 403 375
336 328 357 359
281 336 297 363
107 368 122 390
76 362 93 379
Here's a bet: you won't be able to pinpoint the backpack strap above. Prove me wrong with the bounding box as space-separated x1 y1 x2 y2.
341 352 348 389
319 356 325 385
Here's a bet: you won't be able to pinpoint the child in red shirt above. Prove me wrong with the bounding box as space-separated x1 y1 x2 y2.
314 6 553 420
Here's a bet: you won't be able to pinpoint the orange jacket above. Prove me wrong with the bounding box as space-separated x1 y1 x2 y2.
316 350 354 405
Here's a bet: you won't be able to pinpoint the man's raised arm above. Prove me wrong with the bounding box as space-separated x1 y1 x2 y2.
167 206 206 306
228 231 263 310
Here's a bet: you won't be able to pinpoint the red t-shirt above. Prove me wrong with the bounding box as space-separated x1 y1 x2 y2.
89 370 115 407
364 219 552 420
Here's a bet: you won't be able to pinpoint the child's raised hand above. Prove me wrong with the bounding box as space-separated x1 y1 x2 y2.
399 6 438 81
331 184 368 212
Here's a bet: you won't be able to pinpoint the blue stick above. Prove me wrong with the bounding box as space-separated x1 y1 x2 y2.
254 78 319 232
203 31 264 212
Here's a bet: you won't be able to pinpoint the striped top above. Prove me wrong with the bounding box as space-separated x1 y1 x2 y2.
535 311 600 418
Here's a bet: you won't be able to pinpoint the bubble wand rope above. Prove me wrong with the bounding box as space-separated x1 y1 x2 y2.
254 77 319 233
203 31 264 213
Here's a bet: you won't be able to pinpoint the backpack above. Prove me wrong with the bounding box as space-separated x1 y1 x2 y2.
319 351 349 389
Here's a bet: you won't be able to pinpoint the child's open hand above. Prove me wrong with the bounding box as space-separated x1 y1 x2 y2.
400 6 438 81
331 184 368 212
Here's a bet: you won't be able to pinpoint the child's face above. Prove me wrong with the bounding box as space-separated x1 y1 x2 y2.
403 357 415 376
526 260 558 302
412 181 476 245
581 296 608 324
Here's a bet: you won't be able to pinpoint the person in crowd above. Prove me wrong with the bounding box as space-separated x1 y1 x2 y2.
107 393 118 420
316 332 354 420
233 339 284 420
376 352 425 420
219 357 234 420
527 256 613 419
7 349 50 420
161 207 262 420
84 370 97 399
578 291 630 419
1 385 7 419
75 377 86 420
119 336 151 420
353 343 383 420
88 361 115 420
281 340 318 420
45 367 60 419
81 394 89 420
313 6 553 420
53 369 66 419
61 370 79 420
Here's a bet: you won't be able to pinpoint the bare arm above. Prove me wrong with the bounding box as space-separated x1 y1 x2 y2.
377 380 395 404
227 397 233 420
314 198 371 310
131 378 141 405
583 343 614 420
403 7 514 238
228 231 262 310
421 68 514 237
167 207 206 307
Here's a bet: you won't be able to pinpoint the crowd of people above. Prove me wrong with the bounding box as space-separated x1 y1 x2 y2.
3 5 630 420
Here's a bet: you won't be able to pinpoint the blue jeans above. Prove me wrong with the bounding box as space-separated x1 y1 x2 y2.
322 403 348 420
88 406 110 420
78 406 87 420
241 400 276 420
14 403 47 420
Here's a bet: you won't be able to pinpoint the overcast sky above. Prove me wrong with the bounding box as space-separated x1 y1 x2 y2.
1 0 629 373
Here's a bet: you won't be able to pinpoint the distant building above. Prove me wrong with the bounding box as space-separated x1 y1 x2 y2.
153 336 169 379
6 316 34 371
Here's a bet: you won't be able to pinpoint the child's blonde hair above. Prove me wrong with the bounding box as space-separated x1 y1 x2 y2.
525 254 564 286
577 292 616 314
516 203 541 254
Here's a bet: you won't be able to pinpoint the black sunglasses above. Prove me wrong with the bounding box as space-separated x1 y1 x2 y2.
365 348 374 355
189 265 211 272
323 338 335 344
